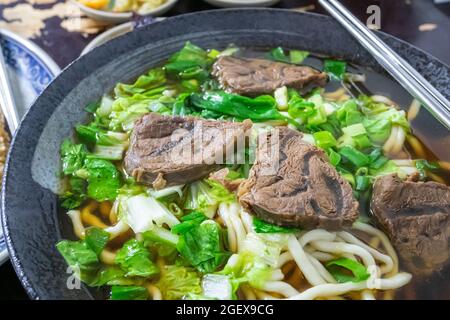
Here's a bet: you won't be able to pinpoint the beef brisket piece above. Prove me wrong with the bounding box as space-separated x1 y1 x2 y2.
212 56 328 97
238 127 359 230
371 174 450 275
124 113 252 189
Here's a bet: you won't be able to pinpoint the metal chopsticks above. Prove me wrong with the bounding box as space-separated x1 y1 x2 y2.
319 0 450 131
0 36 20 132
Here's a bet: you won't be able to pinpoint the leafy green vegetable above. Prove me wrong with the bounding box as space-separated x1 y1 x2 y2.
60 177 87 209
91 266 134 286
189 91 292 123
253 217 299 234
266 47 289 63
172 93 192 116
326 258 370 283
115 68 166 98
184 180 234 218
115 239 159 278
108 94 170 131
266 48 310 64
122 194 180 233
174 219 229 273
165 42 213 81
56 240 100 283
82 158 121 201
323 59 347 80
85 227 110 255
415 159 440 180
143 225 179 257
157 265 202 300
61 140 87 175
220 251 273 296
110 286 148 300
171 211 208 235
201 274 233 300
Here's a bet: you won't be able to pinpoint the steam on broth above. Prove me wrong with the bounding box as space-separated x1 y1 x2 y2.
56 43 450 300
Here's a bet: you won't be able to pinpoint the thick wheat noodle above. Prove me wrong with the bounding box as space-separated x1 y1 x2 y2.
287 235 327 286
306 253 337 283
383 126 399 154
105 220 130 239
110 200 119 224
323 88 346 101
338 231 394 275
239 208 254 234
309 251 335 262
298 229 336 246
310 241 376 268
287 273 412 300
393 159 414 166
407 99 421 121
100 249 116 265
369 236 381 249
67 210 85 239
227 203 247 252
254 289 280 300
146 284 162 300
427 171 446 184
362 290 376 300
241 285 257 300
270 269 285 281
218 203 238 252
262 281 300 297
371 95 396 106
391 126 406 154
352 222 399 275
406 135 427 158
277 251 294 268
438 161 450 171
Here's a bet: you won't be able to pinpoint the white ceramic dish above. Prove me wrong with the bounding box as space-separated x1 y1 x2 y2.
0 29 60 266
203 0 280 8
82 22 133 54
81 18 165 55
73 0 177 24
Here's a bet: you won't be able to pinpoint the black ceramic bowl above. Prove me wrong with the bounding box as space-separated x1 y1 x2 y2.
2 9 450 300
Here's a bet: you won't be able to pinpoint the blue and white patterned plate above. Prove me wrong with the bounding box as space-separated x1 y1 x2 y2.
0 29 60 266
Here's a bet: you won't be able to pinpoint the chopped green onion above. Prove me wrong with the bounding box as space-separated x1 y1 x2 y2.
339 146 370 167
355 175 371 191
313 131 337 149
326 148 342 167
326 258 370 283
289 50 309 64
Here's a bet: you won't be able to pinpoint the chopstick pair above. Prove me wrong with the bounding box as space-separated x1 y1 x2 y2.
319 0 450 130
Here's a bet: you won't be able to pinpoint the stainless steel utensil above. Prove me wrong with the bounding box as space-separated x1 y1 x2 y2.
319 0 450 130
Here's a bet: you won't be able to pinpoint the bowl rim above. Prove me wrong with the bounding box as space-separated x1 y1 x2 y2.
2 8 450 300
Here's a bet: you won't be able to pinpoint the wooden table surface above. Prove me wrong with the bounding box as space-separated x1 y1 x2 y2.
0 0 449 299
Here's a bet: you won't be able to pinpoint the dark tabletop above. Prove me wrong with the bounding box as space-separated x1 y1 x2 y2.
0 0 449 300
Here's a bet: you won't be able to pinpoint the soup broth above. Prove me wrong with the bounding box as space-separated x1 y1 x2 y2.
57 43 450 300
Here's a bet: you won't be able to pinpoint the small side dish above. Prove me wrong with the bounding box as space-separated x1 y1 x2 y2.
79 0 167 14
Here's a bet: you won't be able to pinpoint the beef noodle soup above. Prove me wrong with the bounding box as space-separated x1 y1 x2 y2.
56 43 450 300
